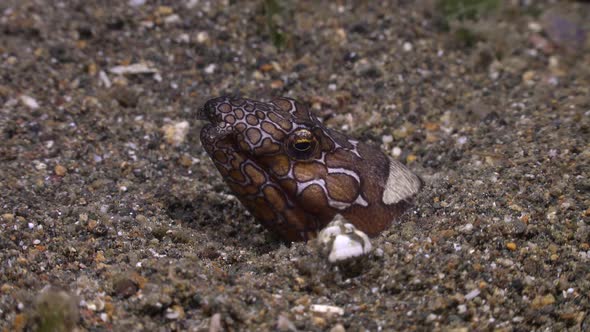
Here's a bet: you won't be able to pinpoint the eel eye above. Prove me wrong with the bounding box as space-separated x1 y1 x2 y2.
293 139 312 151
287 129 317 160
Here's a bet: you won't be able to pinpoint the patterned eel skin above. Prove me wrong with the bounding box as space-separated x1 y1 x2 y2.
199 96 422 242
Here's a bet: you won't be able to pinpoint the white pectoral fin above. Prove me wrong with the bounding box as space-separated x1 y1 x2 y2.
382 158 421 205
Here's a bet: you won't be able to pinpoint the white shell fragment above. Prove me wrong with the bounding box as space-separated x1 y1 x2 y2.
317 214 372 263
310 304 344 316
109 63 158 75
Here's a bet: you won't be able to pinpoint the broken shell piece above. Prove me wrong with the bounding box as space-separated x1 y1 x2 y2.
109 63 158 75
310 304 344 316
318 214 372 263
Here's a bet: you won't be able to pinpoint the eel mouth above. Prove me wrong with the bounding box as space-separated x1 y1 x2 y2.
200 121 234 145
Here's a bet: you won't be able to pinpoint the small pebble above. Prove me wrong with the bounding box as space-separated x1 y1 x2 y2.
276 314 296 331
1 213 15 222
312 316 327 327
164 14 181 24
465 289 481 301
330 324 346 332
459 223 474 234
270 80 284 89
162 121 190 146
195 32 209 45
457 304 467 314
20 95 40 109
204 64 216 74
209 313 222 332
532 294 556 308
156 6 174 16
179 154 193 167
54 164 67 176
528 21 542 32
34 161 47 171
165 305 185 320
112 277 138 298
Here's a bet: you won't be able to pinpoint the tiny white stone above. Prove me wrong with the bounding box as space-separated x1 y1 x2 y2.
459 223 474 234
186 0 199 9
128 0 145 6
403 42 413 52
204 64 216 74
165 308 181 319
20 95 40 109
176 33 190 44
34 161 47 170
456 136 468 145
196 31 209 43
381 135 393 144
164 14 181 24
391 146 402 157
528 22 542 32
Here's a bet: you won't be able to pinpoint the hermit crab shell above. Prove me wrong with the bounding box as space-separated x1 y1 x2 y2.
317 215 372 263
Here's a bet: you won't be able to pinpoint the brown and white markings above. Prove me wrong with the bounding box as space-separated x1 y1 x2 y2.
199 96 422 242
